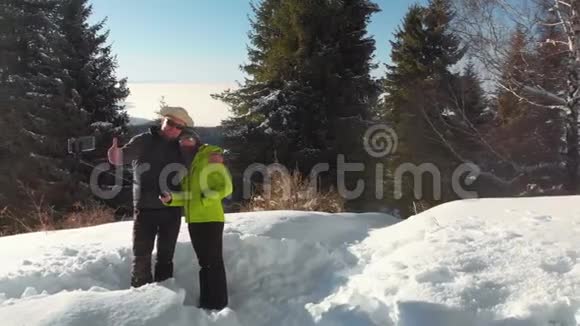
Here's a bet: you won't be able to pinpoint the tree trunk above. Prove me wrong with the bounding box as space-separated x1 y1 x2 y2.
564 105 579 192
565 1 580 193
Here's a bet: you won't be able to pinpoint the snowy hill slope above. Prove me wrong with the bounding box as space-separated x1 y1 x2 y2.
1 197 580 325
309 197 580 326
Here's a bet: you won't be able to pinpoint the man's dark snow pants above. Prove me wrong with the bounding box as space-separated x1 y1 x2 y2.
131 207 182 287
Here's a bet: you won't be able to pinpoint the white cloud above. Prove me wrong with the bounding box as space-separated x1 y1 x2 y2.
124 83 237 127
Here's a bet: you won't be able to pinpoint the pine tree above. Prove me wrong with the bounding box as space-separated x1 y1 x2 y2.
455 60 487 124
444 61 488 175
384 5 428 99
381 5 426 216
215 0 380 208
423 0 464 78
0 0 89 214
0 0 129 225
59 0 129 157
381 0 465 216
497 27 530 124
522 2 567 192
534 1 567 99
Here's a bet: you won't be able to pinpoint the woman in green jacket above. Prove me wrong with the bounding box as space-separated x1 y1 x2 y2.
160 130 233 310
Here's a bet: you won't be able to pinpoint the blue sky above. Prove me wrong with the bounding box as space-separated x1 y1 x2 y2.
89 0 427 84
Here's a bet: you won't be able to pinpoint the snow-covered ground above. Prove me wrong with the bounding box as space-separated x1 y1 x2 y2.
1 197 579 326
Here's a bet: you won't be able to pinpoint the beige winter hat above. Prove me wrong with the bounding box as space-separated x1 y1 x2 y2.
156 106 194 128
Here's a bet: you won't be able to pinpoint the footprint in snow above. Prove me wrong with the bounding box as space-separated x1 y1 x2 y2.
566 250 579 262
415 266 455 284
390 261 408 270
531 215 552 222
456 259 487 273
61 248 79 256
540 256 575 274
503 231 523 241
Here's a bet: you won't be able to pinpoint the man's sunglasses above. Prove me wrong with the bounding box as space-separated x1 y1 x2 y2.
166 118 185 130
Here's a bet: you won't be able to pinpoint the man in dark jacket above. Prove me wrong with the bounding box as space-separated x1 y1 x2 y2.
108 106 194 287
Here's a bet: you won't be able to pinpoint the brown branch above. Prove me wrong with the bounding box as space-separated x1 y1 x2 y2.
497 81 566 109
557 1 572 8
419 102 526 186
444 80 512 163
0 207 34 233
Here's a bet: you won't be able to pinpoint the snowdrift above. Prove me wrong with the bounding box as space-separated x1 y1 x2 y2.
1 197 579 326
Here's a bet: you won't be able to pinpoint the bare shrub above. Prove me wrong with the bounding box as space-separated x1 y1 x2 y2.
241 169 344 213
